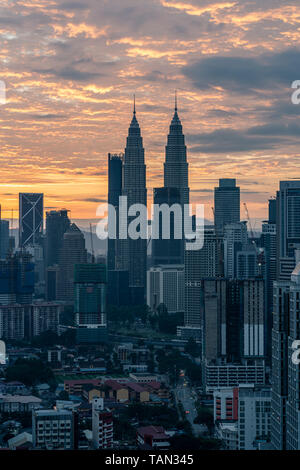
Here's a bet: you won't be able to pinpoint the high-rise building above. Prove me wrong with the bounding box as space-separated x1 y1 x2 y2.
107 153 123 271
214 385 272 450
214 179 240 235
164 96 189 264
152 187 182 266
223 222 248 278
164 95 189 207
32 409 78 450
57 223 87 302
147 265 184 314
74 264 107 344
271 256 300 450
46 209 71 267
277 181 300 281
107 270 130 307
0 220 9 260
19 193 43 248
0 252 34 305
122 100 147 305
92 398 113 449
261 199 277 362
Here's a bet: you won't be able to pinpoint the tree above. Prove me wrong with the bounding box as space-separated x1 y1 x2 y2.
5 358 54 386
185 338 200 357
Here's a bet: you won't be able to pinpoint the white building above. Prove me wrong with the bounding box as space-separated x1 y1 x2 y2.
224 222 248 278
32 409 75 450
147 265 184 313
92 397 113 449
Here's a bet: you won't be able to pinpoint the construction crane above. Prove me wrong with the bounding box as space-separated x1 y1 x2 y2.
90 223 95 263
243 202 255 240
243 202 265 276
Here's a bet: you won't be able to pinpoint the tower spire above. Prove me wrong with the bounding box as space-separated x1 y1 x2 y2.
175 89 178 112
133 94 136 115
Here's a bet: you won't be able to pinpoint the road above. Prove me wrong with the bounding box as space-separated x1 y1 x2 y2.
174 376 204 437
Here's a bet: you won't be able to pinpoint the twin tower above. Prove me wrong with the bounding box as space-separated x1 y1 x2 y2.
108 96 189 305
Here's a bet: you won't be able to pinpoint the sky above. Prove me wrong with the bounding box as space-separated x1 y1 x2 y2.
1 0 300 228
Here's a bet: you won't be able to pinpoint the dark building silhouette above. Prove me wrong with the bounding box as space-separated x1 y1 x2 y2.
214 179 240 235
107 270 130 307
107 153 123 271
57 223 87 302
276 181 300 280
152 187 182 266
164 96 189 264
122 99 147 305
46 209 71 267
75 264 107 344
0 220 9 260
0 251 34 304
164 95 189 207
19 193 43 247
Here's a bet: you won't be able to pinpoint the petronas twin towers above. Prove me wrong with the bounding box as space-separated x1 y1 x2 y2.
116 95 189 304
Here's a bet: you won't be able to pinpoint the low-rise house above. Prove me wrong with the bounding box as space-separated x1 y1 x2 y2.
126 382 149 403
0 395 42 413
8 432 33 450
104 380 129 402
64 379 102 395
137 426 170 449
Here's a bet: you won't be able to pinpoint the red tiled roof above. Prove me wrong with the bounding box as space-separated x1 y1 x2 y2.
137 426 167 439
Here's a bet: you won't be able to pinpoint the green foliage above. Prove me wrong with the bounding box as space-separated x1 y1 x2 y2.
170 434 222 450
184 338 200 357
125 404 179 427
5 358 54 386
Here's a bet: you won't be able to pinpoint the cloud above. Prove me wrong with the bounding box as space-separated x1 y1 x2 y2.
182 49 300 94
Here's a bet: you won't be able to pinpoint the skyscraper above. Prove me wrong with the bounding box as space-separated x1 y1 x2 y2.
107 153 123 271
214 179 240 235
74 263 107 344
122 99 147 304
46 209 71 267
152 187 182 266
19 193 43 248
164 94 189 207
57 223 87 302
0 220 9 260
271 253 300 450
223 222 248 278
276 180 300 280
261 198 277 362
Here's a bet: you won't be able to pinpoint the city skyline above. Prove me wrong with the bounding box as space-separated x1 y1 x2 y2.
1 1 300 222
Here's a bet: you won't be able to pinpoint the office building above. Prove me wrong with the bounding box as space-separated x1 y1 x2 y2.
271 257 300 450
214 179 240 235
46 210 71 267
122 100 147 305
277 181 300 280
261 199 277 362
107 153 123 271
152 187 182 266
164 97 189 265
57 223 87 302
224 222 248 278
147 265 184 314
74 264 107 344
0 252 34 305
0 220 9 259
19 193 43 248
